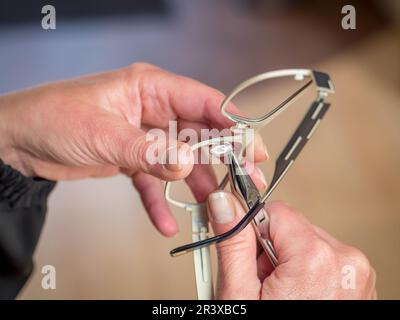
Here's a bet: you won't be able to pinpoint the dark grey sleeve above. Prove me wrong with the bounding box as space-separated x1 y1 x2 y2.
0 159 56 299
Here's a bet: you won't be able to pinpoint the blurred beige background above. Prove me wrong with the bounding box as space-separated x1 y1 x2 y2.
0 0 399 299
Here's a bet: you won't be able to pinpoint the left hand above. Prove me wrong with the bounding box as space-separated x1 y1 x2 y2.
0 63 268 236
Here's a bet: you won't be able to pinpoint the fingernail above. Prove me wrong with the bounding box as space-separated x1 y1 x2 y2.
253 133 269 160
208 192 236 224
263 143 270 160
164 144 192 172
255 166 267 189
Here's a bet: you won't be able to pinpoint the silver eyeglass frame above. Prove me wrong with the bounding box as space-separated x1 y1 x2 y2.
165 68 335 300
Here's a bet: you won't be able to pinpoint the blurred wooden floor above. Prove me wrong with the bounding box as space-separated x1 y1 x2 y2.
0 1 396 300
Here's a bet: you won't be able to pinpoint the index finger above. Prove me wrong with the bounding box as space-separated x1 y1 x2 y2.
136 66 240 129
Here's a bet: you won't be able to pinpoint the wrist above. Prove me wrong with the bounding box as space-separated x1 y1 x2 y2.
0 93 26 172
0 93 57 206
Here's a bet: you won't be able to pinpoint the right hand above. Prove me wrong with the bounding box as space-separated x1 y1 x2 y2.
207 191 377 299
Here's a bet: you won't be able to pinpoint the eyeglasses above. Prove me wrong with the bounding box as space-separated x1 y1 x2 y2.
165 69 334 299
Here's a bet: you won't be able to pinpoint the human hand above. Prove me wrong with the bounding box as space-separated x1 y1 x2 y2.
207 191 377 299
0 63 267 237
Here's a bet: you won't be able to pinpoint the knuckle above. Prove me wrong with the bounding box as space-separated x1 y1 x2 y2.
266 200 305 224
339 246 373 289
128 135 151 171
121 62 160 87
216 235 254 258
349 248 372 277
304 238 337 270
126 62 159 74
266 200 293 217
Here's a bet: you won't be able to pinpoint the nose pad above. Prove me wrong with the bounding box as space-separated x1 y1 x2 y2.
209 142 233 158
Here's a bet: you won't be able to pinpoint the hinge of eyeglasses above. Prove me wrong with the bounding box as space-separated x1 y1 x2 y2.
312 71 335 93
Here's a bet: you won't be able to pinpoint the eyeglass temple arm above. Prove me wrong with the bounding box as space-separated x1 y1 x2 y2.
170 99 331 257
266 100 330 198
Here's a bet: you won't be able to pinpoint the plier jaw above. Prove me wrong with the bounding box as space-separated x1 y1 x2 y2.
227 150 278 267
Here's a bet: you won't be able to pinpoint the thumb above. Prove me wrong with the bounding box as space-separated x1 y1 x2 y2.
94 116 194 180
207 191 260 299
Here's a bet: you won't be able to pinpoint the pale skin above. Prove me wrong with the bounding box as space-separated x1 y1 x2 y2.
0 63 376 299
207 192 377 299
0 63 269 236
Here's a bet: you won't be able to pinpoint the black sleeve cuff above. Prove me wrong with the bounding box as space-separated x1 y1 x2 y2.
0 159 57 299
0 159 56 208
